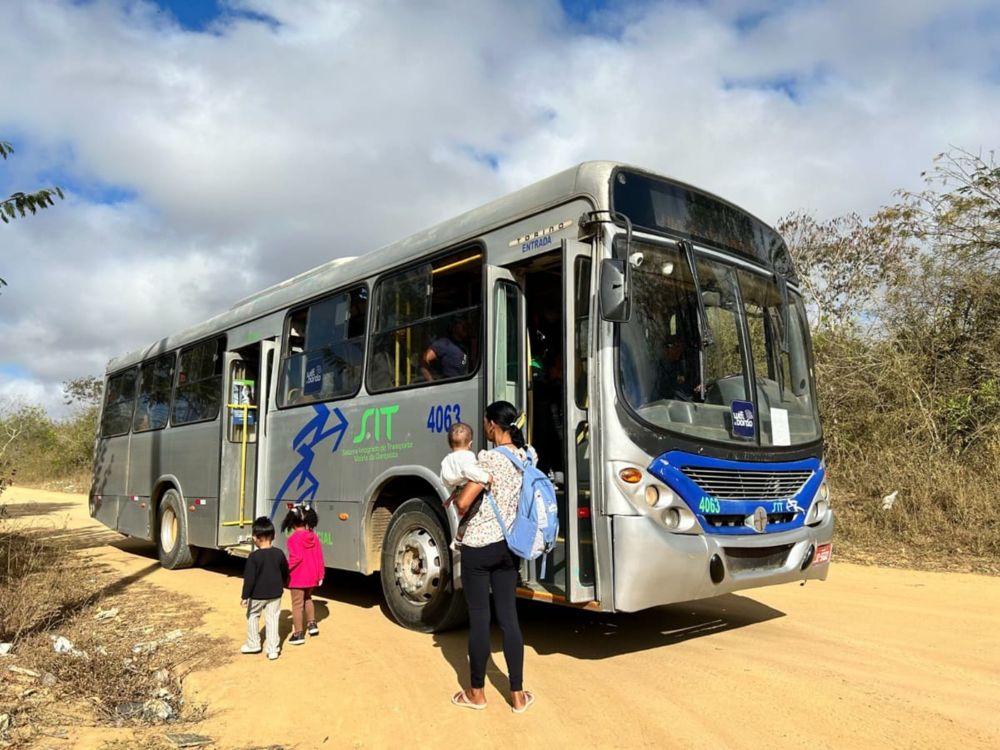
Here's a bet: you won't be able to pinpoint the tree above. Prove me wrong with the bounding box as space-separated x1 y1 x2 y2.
63 376 103 407
1 140 64 290
777 210 913 331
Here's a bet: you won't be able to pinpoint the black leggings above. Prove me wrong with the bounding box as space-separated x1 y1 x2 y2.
460 540 524 692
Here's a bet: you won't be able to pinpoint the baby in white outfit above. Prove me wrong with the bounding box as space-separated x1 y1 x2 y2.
440 422 491 546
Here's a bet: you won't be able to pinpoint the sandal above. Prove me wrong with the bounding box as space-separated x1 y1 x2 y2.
451 690 487 710
511 691 535 714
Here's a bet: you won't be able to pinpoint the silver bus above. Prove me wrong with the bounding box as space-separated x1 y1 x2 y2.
90 162 833 631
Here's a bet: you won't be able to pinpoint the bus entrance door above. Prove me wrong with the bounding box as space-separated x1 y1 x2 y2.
505 242 596 604
218 343 269 547
561 238 596 602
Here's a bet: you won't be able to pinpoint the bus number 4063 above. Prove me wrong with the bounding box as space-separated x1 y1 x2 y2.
427 403 461 433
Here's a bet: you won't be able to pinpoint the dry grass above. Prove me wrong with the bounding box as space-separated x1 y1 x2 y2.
0 524 223 748
0 528 83 644
828 449 1000 576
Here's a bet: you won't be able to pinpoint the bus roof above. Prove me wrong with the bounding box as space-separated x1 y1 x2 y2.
107 161 623 372
106 160 782 372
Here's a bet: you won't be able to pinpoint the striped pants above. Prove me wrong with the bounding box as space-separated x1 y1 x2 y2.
245 598 282 655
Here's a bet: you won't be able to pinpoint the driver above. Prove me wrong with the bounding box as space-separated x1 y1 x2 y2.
657 335 702 402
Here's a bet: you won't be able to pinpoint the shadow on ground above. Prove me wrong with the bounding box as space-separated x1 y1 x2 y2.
432 592 785 694
98 526 785 672
1 502 81 520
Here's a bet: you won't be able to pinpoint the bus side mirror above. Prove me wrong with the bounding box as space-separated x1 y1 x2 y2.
600 258 631 323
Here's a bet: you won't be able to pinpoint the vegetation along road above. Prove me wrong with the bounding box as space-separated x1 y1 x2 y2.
4 487 998 749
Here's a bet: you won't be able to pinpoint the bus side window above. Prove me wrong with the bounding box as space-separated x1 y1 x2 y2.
132 353 174 433
172 338 225 425
279 287 367 407
101 368 138 437
367 249 482 392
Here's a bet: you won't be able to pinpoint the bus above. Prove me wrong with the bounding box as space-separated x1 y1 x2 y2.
90 162 832 631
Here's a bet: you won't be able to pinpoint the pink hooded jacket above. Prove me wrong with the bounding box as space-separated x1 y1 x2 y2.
287 529 325 589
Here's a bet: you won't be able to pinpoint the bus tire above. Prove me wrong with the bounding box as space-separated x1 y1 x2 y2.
380 498 466 633
157 489 198 569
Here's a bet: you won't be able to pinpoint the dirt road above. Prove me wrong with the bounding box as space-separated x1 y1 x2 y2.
5 487 999 750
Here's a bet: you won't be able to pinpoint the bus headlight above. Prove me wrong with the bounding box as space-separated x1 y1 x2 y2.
644 485 659 506
806 481 831 524
662 507 681 529
645 482 678 509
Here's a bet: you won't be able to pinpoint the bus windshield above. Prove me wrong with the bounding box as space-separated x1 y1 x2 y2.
617 239 820 446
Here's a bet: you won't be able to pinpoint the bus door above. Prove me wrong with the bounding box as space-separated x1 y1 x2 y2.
218 342 271 546
487 265 527 415
254 339 278 528
496 244 595 602
562 238 596 602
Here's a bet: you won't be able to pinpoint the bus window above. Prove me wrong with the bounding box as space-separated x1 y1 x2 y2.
279 286 367 407
132 354 174 433
738 270 820 445
229 357 259 443
368 250 481 392
172 338 225 425
493 280 522 406
101 368 137 437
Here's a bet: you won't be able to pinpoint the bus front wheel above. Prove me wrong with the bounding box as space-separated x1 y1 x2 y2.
380 498 466 633
157 489 198 569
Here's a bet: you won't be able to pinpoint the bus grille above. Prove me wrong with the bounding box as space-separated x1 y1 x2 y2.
704 512 796 528
680 467 813 500
723 544 793 572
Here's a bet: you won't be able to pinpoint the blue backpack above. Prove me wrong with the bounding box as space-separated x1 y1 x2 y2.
485 446 559 563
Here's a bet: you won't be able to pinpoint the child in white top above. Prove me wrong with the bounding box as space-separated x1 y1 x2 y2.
440 422 491 547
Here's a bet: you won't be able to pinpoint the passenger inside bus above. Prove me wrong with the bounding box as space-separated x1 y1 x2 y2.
525 275 565 481
420 318 472 381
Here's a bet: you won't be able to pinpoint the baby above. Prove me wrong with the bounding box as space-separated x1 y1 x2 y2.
439 422 491 547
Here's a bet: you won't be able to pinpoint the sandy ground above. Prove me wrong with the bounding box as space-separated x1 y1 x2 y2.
4 486 999 750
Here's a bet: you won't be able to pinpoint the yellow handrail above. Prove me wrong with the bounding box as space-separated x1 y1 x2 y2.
221 402 258 527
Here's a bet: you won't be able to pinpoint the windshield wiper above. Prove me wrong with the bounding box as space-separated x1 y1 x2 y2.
776 275 790 354
679 240 714 348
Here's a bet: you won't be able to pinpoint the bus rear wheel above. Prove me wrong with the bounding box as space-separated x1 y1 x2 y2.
157 489 198 569
380 498 466 633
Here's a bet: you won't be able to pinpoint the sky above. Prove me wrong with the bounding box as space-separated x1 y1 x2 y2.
1 0 998 416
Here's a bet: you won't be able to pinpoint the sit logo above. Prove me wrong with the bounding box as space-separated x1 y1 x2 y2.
353 405 400 443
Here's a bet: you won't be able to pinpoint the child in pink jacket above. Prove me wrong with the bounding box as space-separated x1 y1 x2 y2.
281 504 325 645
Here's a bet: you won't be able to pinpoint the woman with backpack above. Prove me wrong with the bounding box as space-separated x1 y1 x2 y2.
449 400 536 714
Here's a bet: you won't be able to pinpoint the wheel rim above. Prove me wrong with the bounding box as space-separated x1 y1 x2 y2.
160 504 178 554
393 526 442 605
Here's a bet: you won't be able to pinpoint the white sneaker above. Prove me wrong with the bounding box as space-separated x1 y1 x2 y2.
267 650 280 661
240 644 262 655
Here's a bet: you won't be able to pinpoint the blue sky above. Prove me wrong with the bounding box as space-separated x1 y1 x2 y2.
1 0 998 414
150 0 620 31
142 0 277 31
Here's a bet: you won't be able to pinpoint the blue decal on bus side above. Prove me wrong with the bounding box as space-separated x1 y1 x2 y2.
270 403 349 519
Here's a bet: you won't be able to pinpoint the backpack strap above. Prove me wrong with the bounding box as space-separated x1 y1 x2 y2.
494 445 529 472
484 491 512 539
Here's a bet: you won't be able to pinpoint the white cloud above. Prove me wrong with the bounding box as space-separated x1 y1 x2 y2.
0 0 998 413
